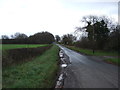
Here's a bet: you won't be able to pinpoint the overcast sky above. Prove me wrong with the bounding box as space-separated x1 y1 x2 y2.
0 0 119 38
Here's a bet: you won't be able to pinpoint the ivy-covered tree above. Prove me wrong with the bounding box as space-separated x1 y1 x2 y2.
77 15 110 49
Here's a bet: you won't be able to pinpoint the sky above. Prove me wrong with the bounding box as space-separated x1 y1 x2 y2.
0 0 119 38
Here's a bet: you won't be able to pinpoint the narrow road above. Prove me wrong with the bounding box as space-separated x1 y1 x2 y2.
58 45 119 88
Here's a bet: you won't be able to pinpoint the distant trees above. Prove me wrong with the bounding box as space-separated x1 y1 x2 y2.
2 31 55 44
105 25 120 51
61 34 76 45
29 32 55 44
55 35 60 42
2 35 9 39
11 32 28 39
74 37 92 49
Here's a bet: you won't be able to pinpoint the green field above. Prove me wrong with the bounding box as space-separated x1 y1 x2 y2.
3 45 59 88
1 44 48 50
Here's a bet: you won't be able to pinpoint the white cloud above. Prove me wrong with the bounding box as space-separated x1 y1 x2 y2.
0 0 118 37
63 0 119 3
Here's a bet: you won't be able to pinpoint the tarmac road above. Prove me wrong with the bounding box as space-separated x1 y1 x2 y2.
58 45 119 88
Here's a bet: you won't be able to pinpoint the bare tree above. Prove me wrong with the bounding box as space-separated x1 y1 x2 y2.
11 32 28 39
2 35 9 39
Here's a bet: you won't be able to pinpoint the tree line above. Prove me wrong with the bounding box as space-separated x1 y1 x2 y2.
2 31 55 44
55 15 120 52
2 15 119 52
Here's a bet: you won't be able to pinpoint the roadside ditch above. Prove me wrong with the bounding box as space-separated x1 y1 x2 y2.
55 49 71 88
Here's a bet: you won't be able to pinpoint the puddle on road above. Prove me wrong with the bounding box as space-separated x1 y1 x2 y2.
61 64 67 68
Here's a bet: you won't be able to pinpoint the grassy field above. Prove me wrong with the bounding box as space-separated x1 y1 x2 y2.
65 45 120 66
3 45 59 88
1 44 48 50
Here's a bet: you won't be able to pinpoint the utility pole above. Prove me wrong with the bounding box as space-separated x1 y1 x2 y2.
92 18 95 54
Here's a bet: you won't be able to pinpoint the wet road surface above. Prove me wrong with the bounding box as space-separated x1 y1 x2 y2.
58 45 119 88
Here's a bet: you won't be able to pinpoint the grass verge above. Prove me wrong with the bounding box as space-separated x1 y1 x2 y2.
3 45 59 88
65 46 118 56
64 45 120 66
104 58 120 66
